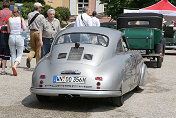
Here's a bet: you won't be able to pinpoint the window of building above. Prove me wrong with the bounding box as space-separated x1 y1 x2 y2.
78 0 89 14
48 0 54 3
104 3 107 12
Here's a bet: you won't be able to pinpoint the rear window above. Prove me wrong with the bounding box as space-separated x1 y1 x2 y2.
128 21 149 26
55 33 109 47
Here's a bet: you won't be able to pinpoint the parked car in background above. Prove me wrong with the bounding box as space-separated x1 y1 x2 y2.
117 13 165 68
100 22 116 29
30 27 147 107
163 22 176 49
61 22 75 31
22 26 30 52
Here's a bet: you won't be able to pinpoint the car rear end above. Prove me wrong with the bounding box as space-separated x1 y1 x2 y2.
31 32 122 98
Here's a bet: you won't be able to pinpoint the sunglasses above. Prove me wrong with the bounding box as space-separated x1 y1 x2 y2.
52 25 55 31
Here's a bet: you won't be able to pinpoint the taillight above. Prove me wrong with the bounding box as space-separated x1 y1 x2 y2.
95 77 103 81
40 75 46 79
40 80 44 84
97 82 101 86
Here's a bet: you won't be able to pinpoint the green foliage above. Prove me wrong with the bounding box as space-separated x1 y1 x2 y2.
21 2 34 19
10 0 45 4
100 0 176 20
40 4 53 18
55 7 71 22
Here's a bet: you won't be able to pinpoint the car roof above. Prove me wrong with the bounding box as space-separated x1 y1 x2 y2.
58 27 122 43
118 13 163 18
117 13 163 30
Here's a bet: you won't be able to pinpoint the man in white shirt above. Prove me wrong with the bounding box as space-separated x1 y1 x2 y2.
74 6 92 27
92 11 100 27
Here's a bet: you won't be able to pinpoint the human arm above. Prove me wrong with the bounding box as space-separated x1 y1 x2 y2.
38 19 44 46
39 32 43 46
21 17 27 31
7 20 10 34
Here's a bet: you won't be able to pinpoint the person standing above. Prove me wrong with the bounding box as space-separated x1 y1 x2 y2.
0 1 12 68
0 17 10 75
0 1 12 26
26 2 44 68
74 6 92 27
7 6 26 76
92 11 100 27
39 9 61 58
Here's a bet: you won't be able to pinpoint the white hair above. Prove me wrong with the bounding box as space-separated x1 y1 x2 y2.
47 9 55 14
82 6 89 13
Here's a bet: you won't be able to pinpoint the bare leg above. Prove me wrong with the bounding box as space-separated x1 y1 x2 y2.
2 60 7 71
12 61 19 76
0 58 2 67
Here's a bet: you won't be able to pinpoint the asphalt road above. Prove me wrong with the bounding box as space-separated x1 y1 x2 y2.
0 50 176 118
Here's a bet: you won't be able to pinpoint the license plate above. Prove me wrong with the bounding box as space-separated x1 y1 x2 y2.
53 76 86 84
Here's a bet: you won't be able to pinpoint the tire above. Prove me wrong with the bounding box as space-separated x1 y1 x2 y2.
157 57 162 68
111 96 124 107
36 95 50 102
133 86 140 92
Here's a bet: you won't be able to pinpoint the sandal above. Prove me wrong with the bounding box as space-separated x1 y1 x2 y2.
12 67 17 76
1 70 7 75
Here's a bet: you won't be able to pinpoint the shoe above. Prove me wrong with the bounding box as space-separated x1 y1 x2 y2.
12 67 17 76
26 58 31 68
1 70 7 75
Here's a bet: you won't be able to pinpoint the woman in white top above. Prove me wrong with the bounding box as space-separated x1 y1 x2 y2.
7 6 26 76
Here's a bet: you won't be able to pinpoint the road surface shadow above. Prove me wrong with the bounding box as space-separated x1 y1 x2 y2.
144 61 158 68
22 88 143 112
17 66 34 71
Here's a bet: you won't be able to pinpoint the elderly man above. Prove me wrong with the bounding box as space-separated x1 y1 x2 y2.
74 6 92 27
39 9 61 58
0 1 12 26
26 2 45 68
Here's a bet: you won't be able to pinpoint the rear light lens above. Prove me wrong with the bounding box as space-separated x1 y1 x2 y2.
97 82 101 86
95 77 103 81
40 80 44 84
97 87 100 89
40 75 46 79
39 85 43 87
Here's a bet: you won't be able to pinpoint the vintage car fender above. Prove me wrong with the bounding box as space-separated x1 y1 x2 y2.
139 63 147 86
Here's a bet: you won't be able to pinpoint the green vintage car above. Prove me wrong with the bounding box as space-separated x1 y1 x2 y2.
117 13 165 68
163 25 176 49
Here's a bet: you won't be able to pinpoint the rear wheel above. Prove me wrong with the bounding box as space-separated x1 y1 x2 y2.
36 95 50 102
111 96 124 107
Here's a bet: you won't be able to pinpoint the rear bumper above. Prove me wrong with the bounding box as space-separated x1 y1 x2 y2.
165 45 176 49
30 88 122 98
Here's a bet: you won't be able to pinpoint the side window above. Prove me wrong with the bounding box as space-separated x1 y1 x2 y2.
116 39 124 53
122 36 129 52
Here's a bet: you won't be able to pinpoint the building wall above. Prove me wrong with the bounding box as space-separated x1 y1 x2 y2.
70 0 77 15
96 0 104 14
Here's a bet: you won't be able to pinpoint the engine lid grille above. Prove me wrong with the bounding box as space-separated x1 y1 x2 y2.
58 53 67 59
67 47 84 60
83 54 93 60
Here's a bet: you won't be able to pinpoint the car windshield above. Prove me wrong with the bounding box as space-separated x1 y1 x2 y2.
55 33 109 47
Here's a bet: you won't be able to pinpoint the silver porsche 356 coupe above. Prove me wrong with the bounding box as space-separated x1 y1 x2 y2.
30 27 147 107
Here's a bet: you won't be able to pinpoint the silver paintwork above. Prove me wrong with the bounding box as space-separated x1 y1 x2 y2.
31 27 147 98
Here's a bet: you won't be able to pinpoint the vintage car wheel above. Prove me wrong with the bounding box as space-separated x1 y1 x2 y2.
36 95 50 102
111 96 124 107
157 57 162 68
